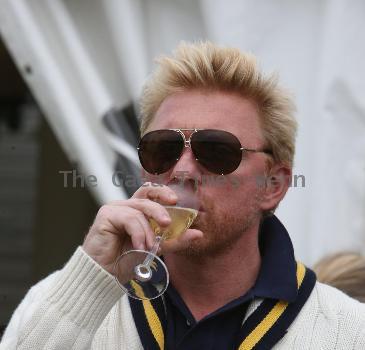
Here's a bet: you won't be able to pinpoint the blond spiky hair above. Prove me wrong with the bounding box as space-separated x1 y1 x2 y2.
139 41 297 167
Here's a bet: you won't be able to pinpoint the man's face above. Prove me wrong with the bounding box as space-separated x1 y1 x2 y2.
144 89 270 257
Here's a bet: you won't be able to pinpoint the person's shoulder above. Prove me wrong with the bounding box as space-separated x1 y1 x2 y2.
314 281 365 314
313 282 365 343
282 281 365 348
285 281 365 348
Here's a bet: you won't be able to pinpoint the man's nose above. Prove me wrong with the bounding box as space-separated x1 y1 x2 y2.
169 146 202 183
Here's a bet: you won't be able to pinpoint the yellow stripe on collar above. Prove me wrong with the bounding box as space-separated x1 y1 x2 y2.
131 281 165 350
238 262 306 350
296 262 306 287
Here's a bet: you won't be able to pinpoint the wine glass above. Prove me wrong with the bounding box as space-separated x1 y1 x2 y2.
113 182 200 300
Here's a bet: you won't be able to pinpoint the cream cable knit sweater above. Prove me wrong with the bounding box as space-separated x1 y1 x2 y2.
1 247 365 349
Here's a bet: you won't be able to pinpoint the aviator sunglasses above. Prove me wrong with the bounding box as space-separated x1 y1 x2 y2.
137 129 272 175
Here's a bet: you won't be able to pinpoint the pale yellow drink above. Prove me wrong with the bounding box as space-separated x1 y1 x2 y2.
149 206 198 240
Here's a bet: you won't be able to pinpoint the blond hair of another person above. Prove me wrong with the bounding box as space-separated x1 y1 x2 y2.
314 252 365 303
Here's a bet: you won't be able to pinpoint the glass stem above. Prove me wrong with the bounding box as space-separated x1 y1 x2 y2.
142 235 164 268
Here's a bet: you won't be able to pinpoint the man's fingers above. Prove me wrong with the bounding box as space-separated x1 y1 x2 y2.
133 213 156 250
103 201 173 250
161 229 204 253
92 183 201 257
100 206 152 250
133 182 178 205
111 198 172 228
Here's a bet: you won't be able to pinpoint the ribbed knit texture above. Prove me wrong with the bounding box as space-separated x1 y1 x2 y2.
1 247 365 349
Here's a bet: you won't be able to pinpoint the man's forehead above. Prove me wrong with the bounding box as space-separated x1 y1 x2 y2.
147 90 263 142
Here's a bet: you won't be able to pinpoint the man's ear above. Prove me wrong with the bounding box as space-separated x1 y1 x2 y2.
260 164 292 212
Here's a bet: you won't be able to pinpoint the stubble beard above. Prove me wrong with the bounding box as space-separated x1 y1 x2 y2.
176 193 263 259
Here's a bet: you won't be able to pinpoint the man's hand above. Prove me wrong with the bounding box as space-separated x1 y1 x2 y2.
82 183 202 274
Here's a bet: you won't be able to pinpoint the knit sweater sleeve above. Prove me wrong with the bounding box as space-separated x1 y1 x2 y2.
0 247 123 350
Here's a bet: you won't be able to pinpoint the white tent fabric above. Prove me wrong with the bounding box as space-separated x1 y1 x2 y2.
0 0 364 264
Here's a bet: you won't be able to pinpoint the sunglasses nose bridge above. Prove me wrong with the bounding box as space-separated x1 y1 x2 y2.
180 133 199 161
177 130 195 151
169 133 202 179
184 139 191 148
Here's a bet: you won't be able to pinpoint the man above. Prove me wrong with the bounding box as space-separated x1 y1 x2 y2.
1 41 365 349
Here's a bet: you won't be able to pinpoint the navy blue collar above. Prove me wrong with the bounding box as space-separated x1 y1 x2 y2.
253 214 297 302
127 215 309 350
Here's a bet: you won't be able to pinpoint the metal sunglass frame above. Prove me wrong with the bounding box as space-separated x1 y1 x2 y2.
138 128 271 155
137 128 272 175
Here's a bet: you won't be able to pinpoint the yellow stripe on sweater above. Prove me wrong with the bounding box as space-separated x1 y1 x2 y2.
238 262 306 350
131 281 165 350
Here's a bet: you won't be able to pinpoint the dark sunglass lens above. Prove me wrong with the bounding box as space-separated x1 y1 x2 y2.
191 130 242 174
138 130 183 174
